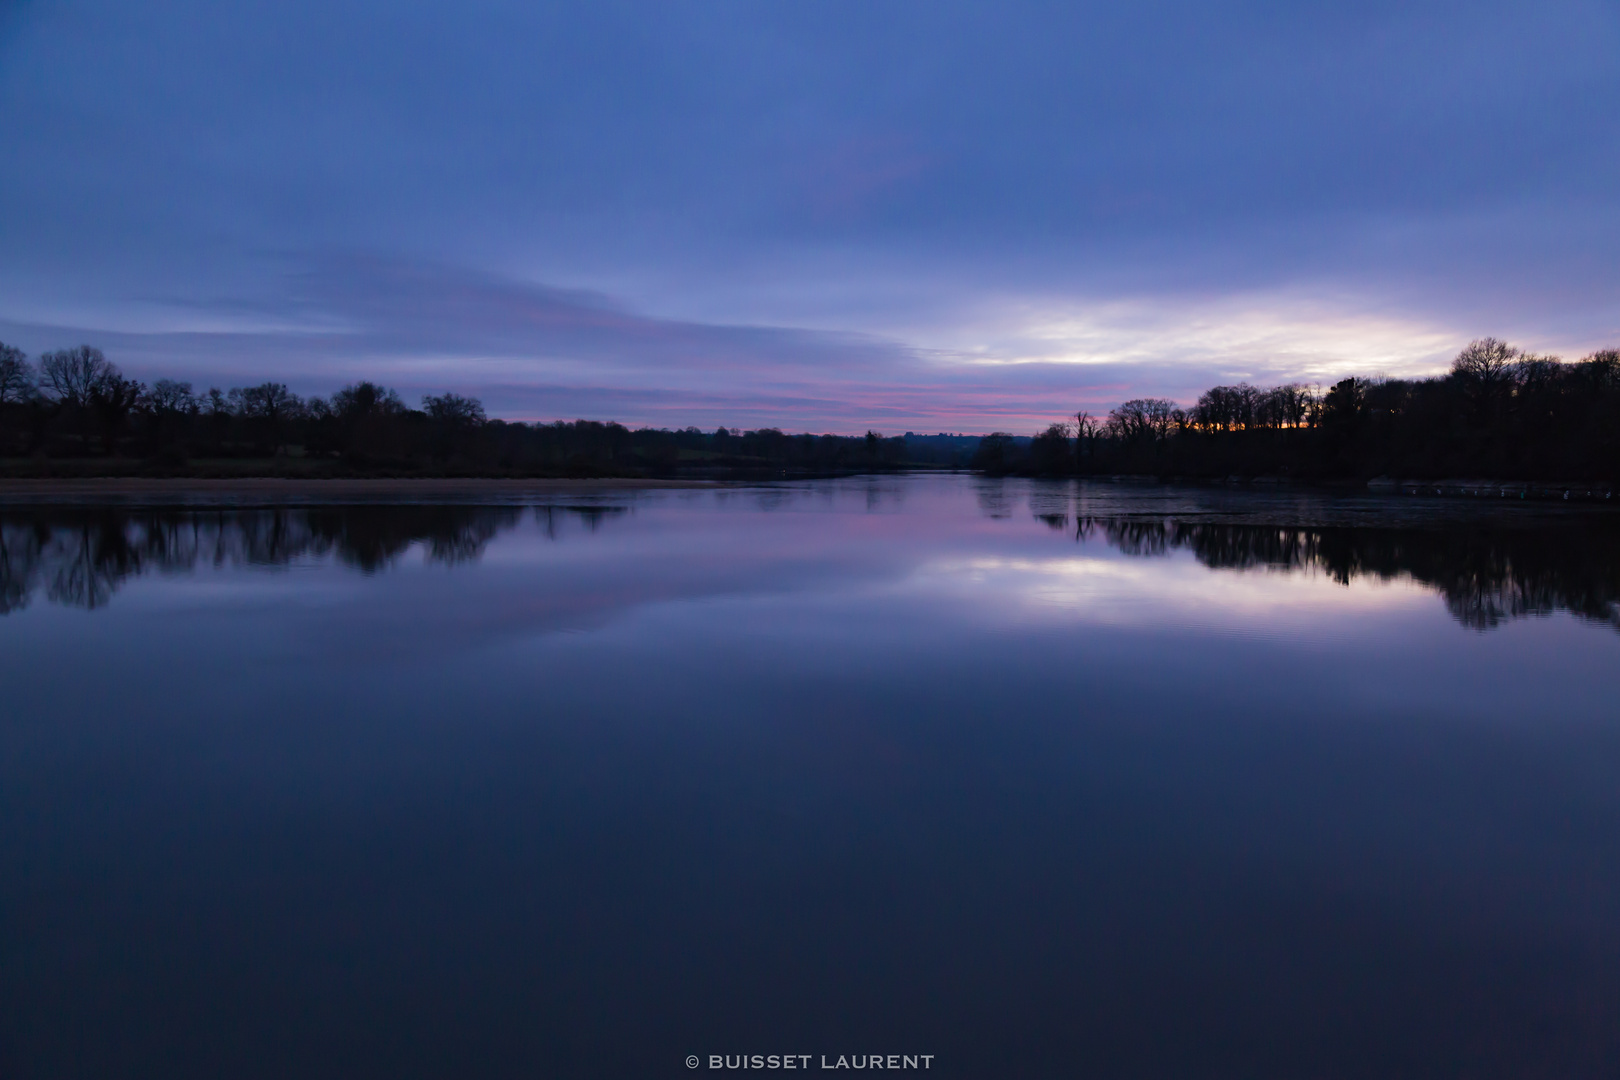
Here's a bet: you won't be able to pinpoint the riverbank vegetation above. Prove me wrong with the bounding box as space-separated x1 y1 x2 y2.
4 337 1614 482
0 343 977 477
983 339 1620 481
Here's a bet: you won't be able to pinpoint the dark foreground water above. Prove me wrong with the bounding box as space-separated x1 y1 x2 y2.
2 475 1618 1078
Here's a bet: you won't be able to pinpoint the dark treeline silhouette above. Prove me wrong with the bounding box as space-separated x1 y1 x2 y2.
0 505 625 611
10 335 1614 482
1036 511 1620 632
982 338 1620 481
0 342 979 477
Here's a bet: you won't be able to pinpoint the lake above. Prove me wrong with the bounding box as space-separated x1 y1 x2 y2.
2 474 1617 1078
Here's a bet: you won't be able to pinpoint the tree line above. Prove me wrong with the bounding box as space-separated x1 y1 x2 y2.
7 336 1614 481
979 338 1620 480
0 342 974 476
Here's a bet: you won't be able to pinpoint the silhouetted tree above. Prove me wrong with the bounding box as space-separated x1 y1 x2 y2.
147 379 197 414
1321 377 1365 428
1107 398 1176 443
423 392 486 427
37 346 121 407
1025 337 1617 480
32 346 145 452
422 392 487 461
1031 422 1073 474
1075 411 1101 471
1450 337 1520 426
972 432 1019 474
229 382 303 454
1452 336 1519 386
0 342 33 405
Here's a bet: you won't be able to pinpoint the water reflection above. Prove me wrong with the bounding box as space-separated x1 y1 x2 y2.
3 478 1619 1078
4 491 1619 635
0 506 617 612
1068 516 1620 631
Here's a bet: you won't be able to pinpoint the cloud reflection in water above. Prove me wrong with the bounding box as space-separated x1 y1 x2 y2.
3 480 1616 636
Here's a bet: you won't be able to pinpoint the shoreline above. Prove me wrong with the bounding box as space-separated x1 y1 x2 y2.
1 472 1614 508
0 476 719 506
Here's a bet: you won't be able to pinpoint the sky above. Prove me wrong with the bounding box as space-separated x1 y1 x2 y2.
1 0 1618 433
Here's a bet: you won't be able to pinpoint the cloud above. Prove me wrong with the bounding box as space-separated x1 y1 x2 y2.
1 0 1617 430
0 249 1602 434
1 255 969 430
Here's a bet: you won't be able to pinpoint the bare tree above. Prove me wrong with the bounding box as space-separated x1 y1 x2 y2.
91 373 145 428
0 342 34 405
228 382 304 453
1146 398 1177 441
1105 400 1146 441
1107 398 1178 443
1452 337 1519 386
37 345 119 407
147 378 197 414
1576 349 1620 392
1282 383 1318 428
1194 383 1263 431
1255 387 1286 429
1075 410 1101 466
423 392 486 426
423 392 487 460
331 381 404 419
1512 353 1562 392
229 382 301 422
1451 338 1524 424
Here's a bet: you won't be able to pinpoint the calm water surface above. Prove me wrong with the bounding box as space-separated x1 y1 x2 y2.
2 475 1618 1078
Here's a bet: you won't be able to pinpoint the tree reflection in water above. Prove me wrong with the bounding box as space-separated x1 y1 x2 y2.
1076 516 1620 631
0 505 620 612
5 499 1616 633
